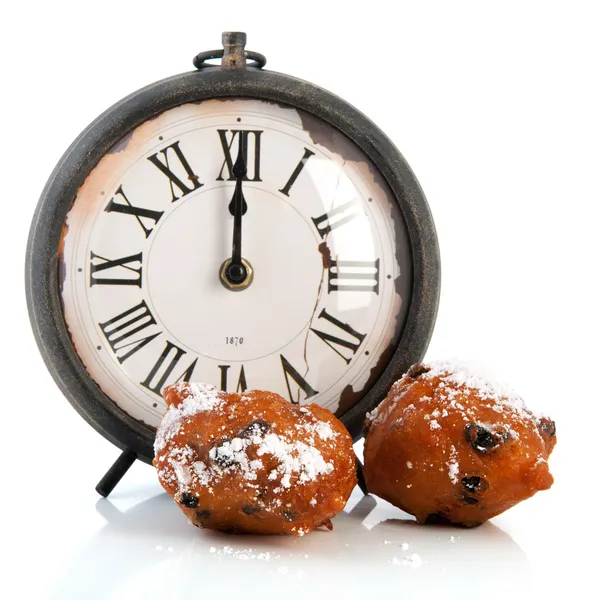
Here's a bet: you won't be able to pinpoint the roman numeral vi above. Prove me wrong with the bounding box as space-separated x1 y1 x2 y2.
218 365 248 393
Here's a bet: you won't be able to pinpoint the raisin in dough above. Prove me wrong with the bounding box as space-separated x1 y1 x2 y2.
363 360 556 527
154 383 357 535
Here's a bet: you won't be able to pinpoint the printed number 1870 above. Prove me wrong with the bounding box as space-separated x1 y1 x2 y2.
226 337 244 346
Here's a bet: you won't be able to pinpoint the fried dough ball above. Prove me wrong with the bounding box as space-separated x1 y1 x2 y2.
363 360 556 527
153 383 356 536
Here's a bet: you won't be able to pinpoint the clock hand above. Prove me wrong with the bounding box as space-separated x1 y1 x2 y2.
225 143 248 285
228 149 248 216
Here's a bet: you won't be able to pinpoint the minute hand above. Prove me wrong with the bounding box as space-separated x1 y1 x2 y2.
228 146 248 281
231 176 245 266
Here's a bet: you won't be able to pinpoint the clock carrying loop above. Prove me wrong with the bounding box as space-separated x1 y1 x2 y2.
193 32 266 70
193 49 267 70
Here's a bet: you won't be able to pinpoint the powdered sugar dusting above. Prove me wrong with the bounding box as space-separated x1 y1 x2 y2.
371 359 537 434
314 421 335 441
208 546 281 562
256 433 334 487
154 383 225 453
167 427 335 496
423 359 532 420
155 388 341 513
447 445 460 484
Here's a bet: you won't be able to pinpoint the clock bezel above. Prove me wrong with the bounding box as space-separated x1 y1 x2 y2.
25 65 440 464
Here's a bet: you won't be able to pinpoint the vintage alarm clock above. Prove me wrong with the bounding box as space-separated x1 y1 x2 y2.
26 32 440 496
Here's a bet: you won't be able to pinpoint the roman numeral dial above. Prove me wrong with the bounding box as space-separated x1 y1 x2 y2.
104 186 164 238
98 300 159 364
60 98 409 430
311 309 366 365
98 301 200 398
89 252 143 287
141 341 198 397
280 355 319 404
312 201 362 238
217 129 263 182
147 141 203 201
279 148 314 196
328 259 380 294
218 365 248 393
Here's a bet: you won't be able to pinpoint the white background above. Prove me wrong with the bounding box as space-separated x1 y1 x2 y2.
2 1 598 598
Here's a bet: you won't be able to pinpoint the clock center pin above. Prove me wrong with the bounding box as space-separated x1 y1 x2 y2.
220 257 254 291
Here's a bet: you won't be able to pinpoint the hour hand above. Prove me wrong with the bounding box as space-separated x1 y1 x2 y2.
228 148 248 215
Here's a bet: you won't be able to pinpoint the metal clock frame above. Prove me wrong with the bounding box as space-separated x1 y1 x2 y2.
25 33 440 496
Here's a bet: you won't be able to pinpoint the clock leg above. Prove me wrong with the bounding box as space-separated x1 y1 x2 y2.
96 449 138 497
356 457 369 495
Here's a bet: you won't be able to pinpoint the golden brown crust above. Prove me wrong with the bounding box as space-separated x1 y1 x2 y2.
154 383 357 535
363 361 556 527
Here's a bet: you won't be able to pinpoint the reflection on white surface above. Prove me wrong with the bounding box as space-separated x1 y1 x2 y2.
51 487 531 600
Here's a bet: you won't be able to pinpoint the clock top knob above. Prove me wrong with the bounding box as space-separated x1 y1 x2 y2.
222 31 248 71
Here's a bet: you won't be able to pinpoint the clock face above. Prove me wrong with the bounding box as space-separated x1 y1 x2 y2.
59 98 412 429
